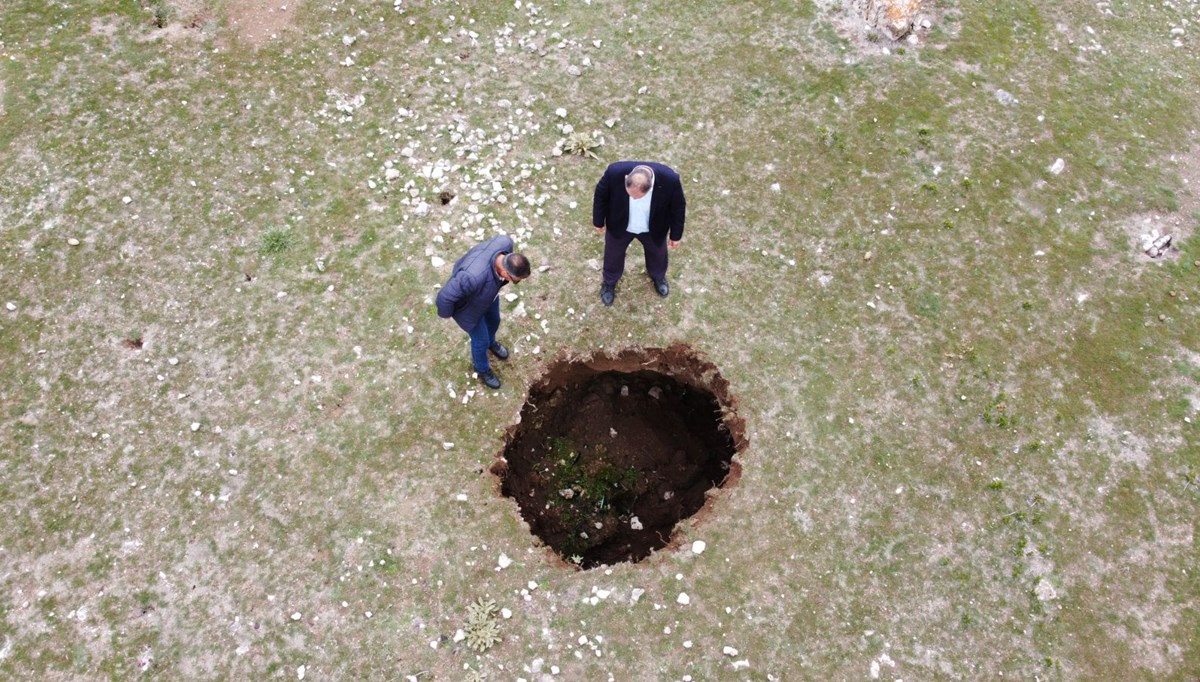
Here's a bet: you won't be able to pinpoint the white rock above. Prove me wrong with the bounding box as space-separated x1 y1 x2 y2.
342 34 356 46
452 629 466 642
385 168 401 181
995 89 1017 106
5 302 15 311
555 107 568 118
732 660 750 670
291 612 302 621
168 357 179 365
122 196 132 204
676 592 690 605
67 238 80 246
691 540 706 554
1035 577 1058 601
297 665 306 679
501 608 512 619
442 442 454 450
1049 158 1066 175
430 256 445 267
498 553 513 569
190 422 201 432
723 646 739 656
630 588 644 603
630 516 642 530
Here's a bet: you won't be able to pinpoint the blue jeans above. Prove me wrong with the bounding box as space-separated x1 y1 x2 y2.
467 297 501 374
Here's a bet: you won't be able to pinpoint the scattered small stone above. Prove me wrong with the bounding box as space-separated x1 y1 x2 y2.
691 540 706 554
431 256 445 267
291 612 302 621
676 592 690 605
723 645 739 656
559 488 575 499
500 608 512 619
497 553 513 569
1048 158 1066 175
1035 577 1058 601
555 107 567 118
122 196 132 204
863 251 873 261
648 386 663 400
5 302 15 311
191 422 201 432
629 516 643 530
297 665 306 680
168 357 179 365
452 629 466 642
67 238 80 246
630 588 644 603
995 89 1018 106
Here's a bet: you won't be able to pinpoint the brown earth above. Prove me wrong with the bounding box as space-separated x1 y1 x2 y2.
497 346 746 569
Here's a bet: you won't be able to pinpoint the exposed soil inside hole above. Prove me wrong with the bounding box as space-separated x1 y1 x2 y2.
497 345 746 569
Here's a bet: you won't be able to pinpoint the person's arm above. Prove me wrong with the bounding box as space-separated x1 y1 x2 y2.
668 175 687 246
592 166 612 233
436 272 469 318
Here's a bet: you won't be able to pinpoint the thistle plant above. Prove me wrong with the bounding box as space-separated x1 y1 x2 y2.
464 597 502 652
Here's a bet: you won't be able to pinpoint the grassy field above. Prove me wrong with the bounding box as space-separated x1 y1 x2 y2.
1 0 1198 679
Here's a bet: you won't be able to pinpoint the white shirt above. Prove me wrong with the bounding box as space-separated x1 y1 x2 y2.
626 186 653 235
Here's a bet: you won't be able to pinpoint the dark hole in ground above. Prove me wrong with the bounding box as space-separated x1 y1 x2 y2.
121 336 144 350
438 190 455 205
496 345 746 569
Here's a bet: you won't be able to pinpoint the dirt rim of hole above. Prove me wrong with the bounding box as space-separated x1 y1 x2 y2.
492 343 748 570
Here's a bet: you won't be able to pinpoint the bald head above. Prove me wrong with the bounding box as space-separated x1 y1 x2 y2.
624 165 655 198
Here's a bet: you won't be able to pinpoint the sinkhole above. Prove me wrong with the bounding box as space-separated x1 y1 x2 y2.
494 344 747 569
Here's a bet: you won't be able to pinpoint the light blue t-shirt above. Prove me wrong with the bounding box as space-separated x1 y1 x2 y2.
627 186 653 235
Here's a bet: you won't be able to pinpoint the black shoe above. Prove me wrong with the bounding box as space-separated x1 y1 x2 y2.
478 370 501 389
600 283 616 307
489 342 510 360
652 278 670 298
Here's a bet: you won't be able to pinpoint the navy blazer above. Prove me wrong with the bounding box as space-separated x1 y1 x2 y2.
592 161 686 242
435 235 513 332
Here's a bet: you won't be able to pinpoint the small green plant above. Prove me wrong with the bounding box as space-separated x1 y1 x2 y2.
259 227 295 255
983 393 1012 428
558 130 604 159
464 597 502 652
147 0 175 27
987 479 1005 490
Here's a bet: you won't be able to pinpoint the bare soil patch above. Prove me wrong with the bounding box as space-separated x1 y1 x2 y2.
224 0 300 47
497 345 747 569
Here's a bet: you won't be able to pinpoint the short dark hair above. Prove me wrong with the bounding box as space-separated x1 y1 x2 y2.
625 166 654 193
504 253 531 279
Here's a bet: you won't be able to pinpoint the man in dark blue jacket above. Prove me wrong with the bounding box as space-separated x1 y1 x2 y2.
436 235 531 389
592 160 687 306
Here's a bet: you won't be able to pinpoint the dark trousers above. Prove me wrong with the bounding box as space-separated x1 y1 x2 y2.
467 297 501 374
602 230 668 286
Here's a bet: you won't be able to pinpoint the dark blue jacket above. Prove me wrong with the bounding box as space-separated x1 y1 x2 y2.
436 235 514 332
592 161 686 242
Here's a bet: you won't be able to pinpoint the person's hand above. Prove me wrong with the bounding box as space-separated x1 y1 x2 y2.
668 239 680 250
594 225 606 235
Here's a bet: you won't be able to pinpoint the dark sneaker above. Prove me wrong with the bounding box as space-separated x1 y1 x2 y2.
478 370 501 389
600 283 616 306
489 342 510 360
652 278 670 298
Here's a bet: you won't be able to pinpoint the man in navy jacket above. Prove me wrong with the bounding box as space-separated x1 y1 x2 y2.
436 235 531 389
592 160 686 306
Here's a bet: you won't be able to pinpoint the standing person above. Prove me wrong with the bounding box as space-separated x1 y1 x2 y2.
592 160 687 306
436 235 531 389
